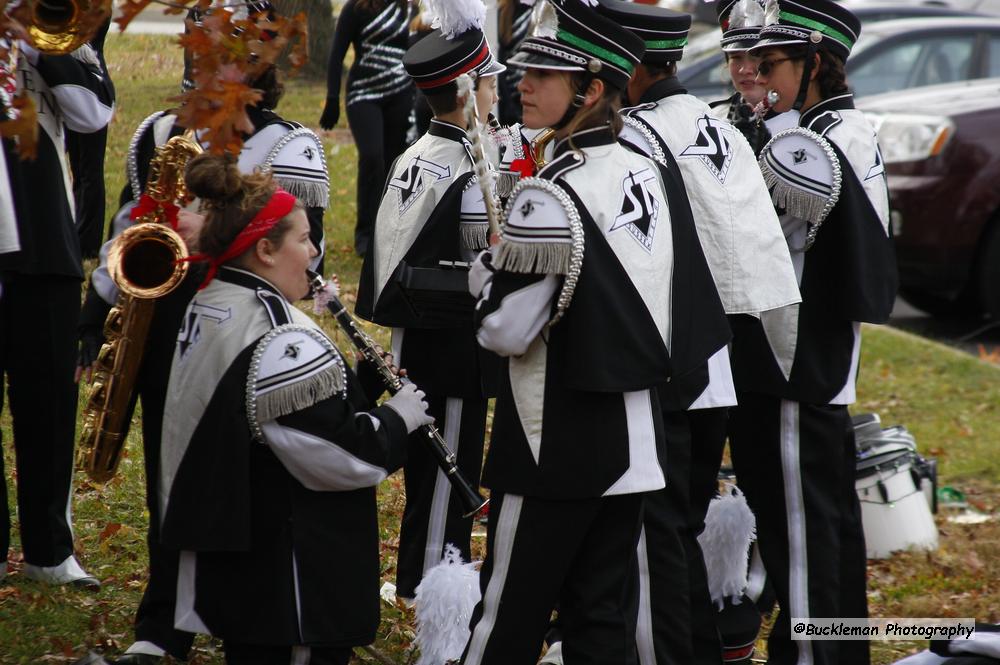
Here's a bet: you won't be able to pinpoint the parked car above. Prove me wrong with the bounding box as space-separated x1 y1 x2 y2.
660 0 997 26
678 15 1000 102
857 78 1000 318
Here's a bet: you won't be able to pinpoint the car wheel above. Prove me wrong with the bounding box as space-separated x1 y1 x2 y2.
899 286 979 319
979 221 1000 320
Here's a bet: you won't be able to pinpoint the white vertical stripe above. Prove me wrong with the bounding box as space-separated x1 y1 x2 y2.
0 145 19 253
635 526 657 665
292 552 304 641
604 390 666 496
423 397 464 576
174 551 211 635
779 400 813 665
464 494 524 665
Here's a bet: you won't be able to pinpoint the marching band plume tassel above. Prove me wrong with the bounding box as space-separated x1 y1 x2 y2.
414 544 481 665
697 484 757 609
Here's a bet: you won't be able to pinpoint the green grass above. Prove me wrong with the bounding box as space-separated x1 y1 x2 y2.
3 32 1000 665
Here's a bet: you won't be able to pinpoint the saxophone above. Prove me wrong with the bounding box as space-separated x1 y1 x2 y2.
77 133 202 483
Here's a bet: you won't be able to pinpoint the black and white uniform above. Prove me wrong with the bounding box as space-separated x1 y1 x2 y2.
496 3 531 125
728 94 897 665
0 43 112 577
461 126 729 665
327 0 413 256
356 118 494 600
159 267 410 663
620 78 799 665
77 106 329 659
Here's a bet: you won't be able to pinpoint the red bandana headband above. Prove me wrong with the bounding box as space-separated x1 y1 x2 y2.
185 188 297 289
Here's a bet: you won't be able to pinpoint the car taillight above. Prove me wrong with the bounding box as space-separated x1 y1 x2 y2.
866 113 954 165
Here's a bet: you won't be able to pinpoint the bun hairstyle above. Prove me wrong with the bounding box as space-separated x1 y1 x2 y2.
186 153 301 261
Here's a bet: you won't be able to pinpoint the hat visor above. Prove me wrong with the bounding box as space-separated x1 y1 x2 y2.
478 58 507 78
507 50 586 72
721 39 760 53
748 36 808 52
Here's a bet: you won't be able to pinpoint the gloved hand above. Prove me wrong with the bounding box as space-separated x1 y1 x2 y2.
468 248 496 298
319 97 341 130
383 382 434 433
75 326 105 384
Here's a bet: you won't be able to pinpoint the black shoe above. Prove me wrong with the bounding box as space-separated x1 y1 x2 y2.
112 654 163 665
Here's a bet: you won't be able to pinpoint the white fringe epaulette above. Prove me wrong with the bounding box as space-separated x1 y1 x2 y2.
246 324 346 441
758 127 842 250
414 544 481 665
697 484 757 609
261 127 331 209
461 220 491 252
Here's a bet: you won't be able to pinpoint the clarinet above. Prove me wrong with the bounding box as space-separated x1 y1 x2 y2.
309 272 489 518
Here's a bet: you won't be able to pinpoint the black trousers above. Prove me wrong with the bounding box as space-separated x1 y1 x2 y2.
729 393 869 665
345 90 413 257
223 642 352 665
462 492 644 665
395 393 486 599
0 274 80 566
638 408 728 665
66 128 109 259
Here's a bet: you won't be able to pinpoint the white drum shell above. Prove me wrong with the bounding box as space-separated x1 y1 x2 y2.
855 457 938 559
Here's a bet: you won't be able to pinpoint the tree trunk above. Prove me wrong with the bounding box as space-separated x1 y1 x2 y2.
273 0 335 79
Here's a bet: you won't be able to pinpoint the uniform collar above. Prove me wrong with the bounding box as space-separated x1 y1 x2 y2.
428 119 469 143
217 265 285 296
800 93 855 128
552 124 618 159
640 77 687 105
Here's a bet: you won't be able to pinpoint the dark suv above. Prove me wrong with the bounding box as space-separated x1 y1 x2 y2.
858 78 1000 319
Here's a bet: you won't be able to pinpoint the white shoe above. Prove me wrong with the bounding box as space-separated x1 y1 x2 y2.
539 640 564 665
23 555 100 589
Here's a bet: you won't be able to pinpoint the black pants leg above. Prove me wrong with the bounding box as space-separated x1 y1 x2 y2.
462 492 643 665
223 642 352 665
395 393 487 599
346 90 413 258
0 274 80 566
66 128 108 259
730 393 869 665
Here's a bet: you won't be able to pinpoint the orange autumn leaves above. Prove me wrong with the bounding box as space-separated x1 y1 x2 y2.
118 0 308 155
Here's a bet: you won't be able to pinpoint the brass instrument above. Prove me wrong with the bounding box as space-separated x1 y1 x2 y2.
78 134 202 483
529 128 556 169
10 0 114 55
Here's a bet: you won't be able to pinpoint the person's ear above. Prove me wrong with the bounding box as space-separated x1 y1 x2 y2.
584 77 605 107
256 237 276 266
810 52 821 81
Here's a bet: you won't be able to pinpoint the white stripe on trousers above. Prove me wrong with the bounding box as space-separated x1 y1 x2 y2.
422 397 464 575
635 526 657 665
464 494 524 665
780 400 813 665
291 646 310 665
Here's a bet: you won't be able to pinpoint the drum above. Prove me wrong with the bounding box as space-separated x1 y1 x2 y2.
856 441 938 559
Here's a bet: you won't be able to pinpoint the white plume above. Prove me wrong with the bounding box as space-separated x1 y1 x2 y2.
529 0 559 39
414 545 482 665
427 0 487 39
763 0 780 26
697 484 757 609
744 0 765 28
729 0 747 29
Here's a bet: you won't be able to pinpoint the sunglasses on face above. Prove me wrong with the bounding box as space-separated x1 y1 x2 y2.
756 56 802 77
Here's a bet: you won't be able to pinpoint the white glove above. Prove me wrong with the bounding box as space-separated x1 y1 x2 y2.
383 383 434 433
468 247 496 298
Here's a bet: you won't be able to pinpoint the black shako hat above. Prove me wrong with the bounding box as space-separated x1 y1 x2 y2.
403 29 504 91
507 0 646 91
751 0 861 60
595 0 691 64
717 0 765 53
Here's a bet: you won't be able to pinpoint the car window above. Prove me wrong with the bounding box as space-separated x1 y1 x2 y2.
850 34 976 97
988 35 1000 77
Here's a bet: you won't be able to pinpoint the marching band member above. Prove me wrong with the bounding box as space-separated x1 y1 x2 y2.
321 0 413 257
598 1 799 663
76 6 330 661
355 0 503 604
462 1 728 662
157 153 432 665
709 0 771 155
728 1 897 663
0 37 112 590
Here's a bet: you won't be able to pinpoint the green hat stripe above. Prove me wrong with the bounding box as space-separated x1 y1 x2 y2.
779 10 853 48
646 37 688 50
557 29 634 72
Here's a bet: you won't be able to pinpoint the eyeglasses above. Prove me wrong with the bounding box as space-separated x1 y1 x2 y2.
756 56 802 77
